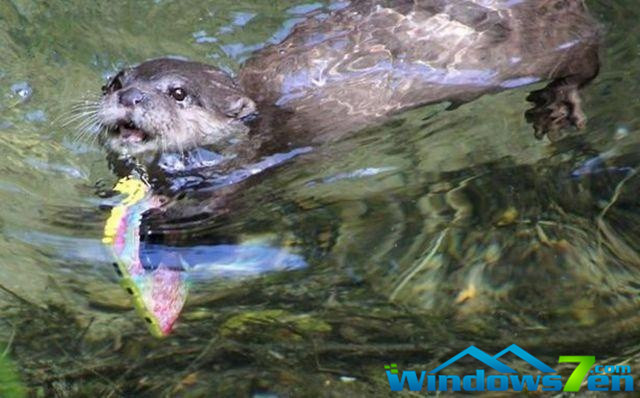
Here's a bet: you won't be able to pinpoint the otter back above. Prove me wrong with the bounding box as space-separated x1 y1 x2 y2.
239 0 600 142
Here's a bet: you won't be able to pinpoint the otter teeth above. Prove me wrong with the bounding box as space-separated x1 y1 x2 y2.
118 121 148 143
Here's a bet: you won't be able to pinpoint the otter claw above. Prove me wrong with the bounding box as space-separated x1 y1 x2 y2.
525 85 586 141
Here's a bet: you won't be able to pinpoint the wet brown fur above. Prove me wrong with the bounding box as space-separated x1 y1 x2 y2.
99 0 601 162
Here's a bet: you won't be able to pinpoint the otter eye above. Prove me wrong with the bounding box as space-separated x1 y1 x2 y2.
170 87 187 101
102 72 124 95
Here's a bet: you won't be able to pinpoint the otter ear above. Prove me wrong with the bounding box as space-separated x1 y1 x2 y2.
223 95 257 121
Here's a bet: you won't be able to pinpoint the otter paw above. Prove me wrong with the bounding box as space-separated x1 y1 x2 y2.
525 86 586 141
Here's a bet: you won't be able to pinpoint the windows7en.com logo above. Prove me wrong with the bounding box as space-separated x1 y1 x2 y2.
385 344 633 392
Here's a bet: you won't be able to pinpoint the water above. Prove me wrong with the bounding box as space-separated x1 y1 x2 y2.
0 0 640 396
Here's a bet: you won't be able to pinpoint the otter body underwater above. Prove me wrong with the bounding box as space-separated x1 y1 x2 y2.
96 0 600 171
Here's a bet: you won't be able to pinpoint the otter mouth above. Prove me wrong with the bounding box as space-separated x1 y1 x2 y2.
113 121 150 144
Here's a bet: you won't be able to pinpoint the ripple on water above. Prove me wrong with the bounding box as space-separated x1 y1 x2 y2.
0 0 639 395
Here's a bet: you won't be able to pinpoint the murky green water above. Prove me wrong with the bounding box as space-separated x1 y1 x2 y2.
1 0 640 396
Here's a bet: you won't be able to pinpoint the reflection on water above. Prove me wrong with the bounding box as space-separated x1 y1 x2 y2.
141 243 307 278
1 0 640 395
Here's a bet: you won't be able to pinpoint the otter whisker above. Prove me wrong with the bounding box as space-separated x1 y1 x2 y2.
74 119 100 139
60 111 99 128
53 107 98 126
51 96 98 116
71 117 98 137
61 105 99 118
177 130 187 160
66 106 99 116
88 125 106 147
71 116 101 143
62 109 98 121
72 125 99 145
52 96 99 119
161 136 168 155
69 101 100 109
58 105 99 121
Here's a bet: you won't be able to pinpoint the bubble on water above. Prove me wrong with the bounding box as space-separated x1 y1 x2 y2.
287 2 323 15
102 70 114 81
218 25 234 34
614 125 630 140
193 30 217 44
196 36 218 44
268 18 306 45
232 12 256 27
217 12 256 35
328 1 349 11
220 42 264 61
25 110 47 123
10 81 33 101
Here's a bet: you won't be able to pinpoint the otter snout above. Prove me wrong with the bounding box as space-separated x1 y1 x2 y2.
119 87 146 107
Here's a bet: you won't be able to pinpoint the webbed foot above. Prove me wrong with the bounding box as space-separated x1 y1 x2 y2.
525 85 586 141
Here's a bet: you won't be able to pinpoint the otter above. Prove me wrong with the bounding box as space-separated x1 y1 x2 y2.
96 0 600 168
91 0 603 230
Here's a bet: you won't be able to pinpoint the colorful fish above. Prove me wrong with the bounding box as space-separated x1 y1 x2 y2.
102 177 189 337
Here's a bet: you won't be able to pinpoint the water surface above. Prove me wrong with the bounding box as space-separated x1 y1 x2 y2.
1 0 640 396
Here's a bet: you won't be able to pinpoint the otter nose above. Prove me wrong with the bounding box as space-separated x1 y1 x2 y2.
119 87 146 107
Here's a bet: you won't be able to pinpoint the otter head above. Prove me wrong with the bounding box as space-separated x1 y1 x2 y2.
97 58 257 157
